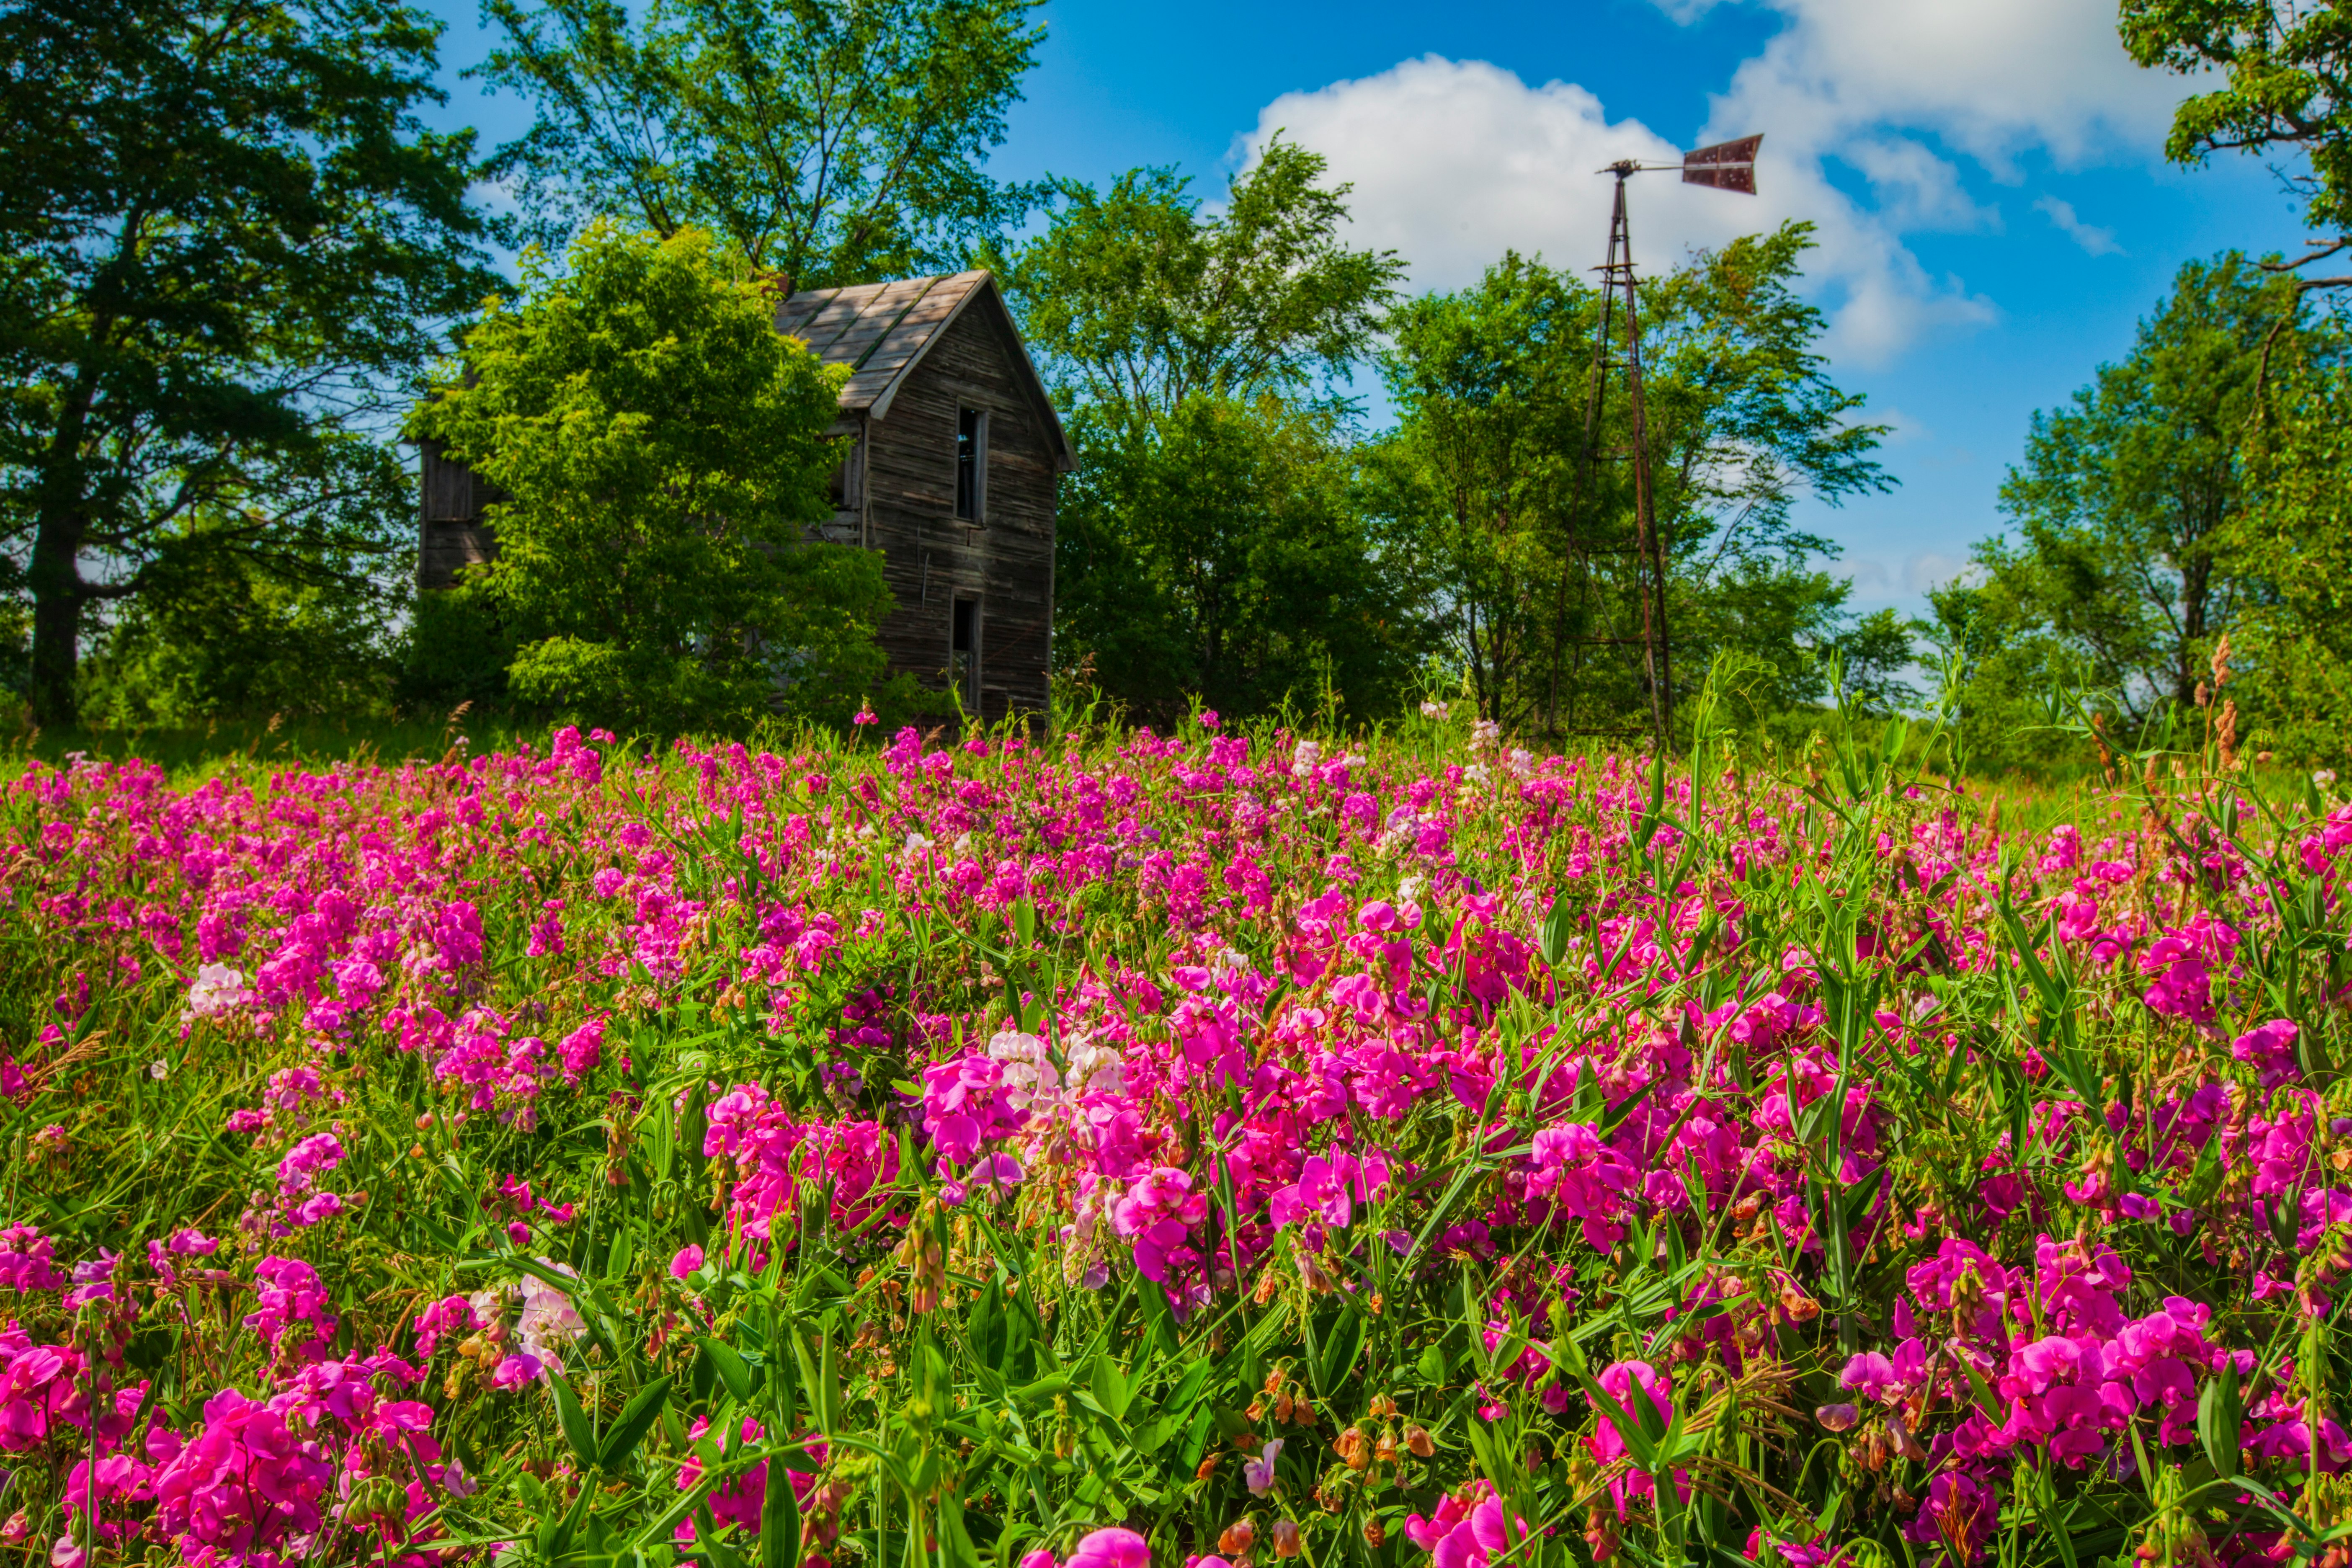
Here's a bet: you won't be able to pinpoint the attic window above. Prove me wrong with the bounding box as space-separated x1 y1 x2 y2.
955 407 987 521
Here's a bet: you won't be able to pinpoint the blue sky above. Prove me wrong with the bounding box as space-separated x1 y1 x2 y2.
415 0 2311 620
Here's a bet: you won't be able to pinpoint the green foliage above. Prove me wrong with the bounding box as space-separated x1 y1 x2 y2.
399 582 523 718
1001 142 1414 722
2230 306 2352 761
475 0 1044 285
2122 0 2352 234
411 222 906 734
1934 254 2352 772
1985 253 2304 719
77 506 405 727
994 140 1407 424
1375 227 1893 735
0 0 499 725
1055 396 1426 725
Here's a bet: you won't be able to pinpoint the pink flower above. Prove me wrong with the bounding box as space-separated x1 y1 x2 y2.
1244 1438 1282 1496
1068 1529 1150 1568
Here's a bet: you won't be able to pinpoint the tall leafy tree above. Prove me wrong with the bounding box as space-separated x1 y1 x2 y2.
475 0 1043 286
2122 0 2352 289
1057 397 1421 727
1975 253 2313 720
1377 226 1893 734
996 143 1419 720
409 222 900 732
0 0 499 725
995 141 1405 426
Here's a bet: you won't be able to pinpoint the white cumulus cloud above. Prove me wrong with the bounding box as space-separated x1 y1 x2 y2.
1238 0 2184 367
1242 55 1994 367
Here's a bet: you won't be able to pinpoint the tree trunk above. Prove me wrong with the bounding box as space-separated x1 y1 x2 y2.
27 503 85 727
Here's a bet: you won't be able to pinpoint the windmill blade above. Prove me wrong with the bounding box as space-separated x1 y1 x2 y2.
1682 133 1761 194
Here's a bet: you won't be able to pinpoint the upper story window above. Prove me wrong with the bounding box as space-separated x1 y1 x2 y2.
955 407 987 521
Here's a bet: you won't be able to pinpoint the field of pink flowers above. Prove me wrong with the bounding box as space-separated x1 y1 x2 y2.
2 707 2348 1568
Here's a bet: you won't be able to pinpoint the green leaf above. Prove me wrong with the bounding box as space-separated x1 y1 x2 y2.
1317 1308 1367 1400
598 1375 674 1472
1088 1354 1133 1420
761 1442 802 1568
549 1373 598 1473
704 1338 755 1404
2200 1359 2242 1479
1540 896 1574 971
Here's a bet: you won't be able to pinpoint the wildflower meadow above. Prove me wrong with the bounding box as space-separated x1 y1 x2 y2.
4 690 2351 1568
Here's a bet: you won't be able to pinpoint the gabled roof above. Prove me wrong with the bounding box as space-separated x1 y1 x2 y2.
774 270 1073 471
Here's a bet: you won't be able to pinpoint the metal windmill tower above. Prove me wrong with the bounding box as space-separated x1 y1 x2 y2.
1548 134 1761 753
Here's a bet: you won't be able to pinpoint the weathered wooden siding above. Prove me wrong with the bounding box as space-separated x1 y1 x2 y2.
416 440 501 590
862 300 1057 721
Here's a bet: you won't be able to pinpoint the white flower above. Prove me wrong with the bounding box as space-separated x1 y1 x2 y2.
184 963 250 1022
1397 876 1426 905
147 1059 168 1080
902 831 933 854
515 1266 586 1368
1470 718 1502 750
1418 700 1449 720
1289 741 1323 778
2317 769 2339 789
986 1030 1059 1111
1064 1039 1127 1098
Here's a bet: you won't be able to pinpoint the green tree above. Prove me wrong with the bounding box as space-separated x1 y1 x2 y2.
1830 606 1922 715
476 0 1043 286
995 141 1405 426
2122 0 2352 286
1057 396 1422 726
0 0 499 725
78 487 405 726
1977 253 2314 722
996 142 1418 721
1377 226 1892 734
409 222 898 732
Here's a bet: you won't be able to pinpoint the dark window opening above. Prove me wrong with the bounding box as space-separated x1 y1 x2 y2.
954 407 986 521
950 597 981 710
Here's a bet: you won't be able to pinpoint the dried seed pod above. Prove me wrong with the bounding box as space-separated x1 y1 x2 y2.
1363 1521 1387 1547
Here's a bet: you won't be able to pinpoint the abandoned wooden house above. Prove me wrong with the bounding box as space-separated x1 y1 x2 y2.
415 269 1073 720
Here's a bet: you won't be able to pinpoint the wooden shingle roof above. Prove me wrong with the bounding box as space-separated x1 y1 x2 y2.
774 269 1072 468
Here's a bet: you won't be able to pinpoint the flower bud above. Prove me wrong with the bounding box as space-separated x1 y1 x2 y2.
1369 1393 1398 1418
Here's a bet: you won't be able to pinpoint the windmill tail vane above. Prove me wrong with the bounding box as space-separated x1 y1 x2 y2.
1679 133 1763 193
